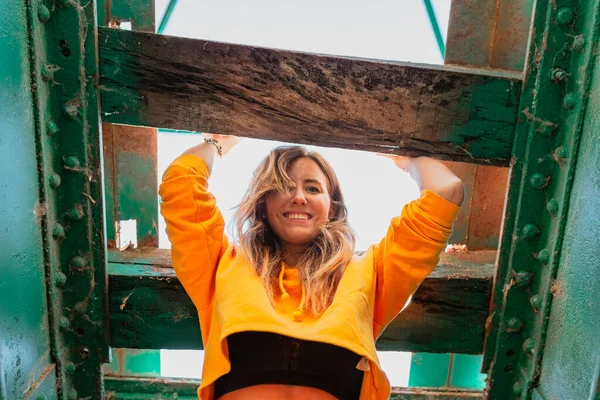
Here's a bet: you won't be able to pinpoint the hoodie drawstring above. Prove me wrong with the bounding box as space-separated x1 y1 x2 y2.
278 264 306 321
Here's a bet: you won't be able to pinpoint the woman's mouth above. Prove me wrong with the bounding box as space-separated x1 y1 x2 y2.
283 213 311 220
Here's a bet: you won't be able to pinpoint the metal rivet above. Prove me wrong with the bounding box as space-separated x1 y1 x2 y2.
65 362 76 373
537 249 550 264
67 389 77 400
64 156 81 169
564 93 577 110
507 317 523 332
530 173 548 189
513 381 523 395
55 272 67 286
64 103 79 119
515 272 532 288
73 302 86 314
572 35 586 51
547 199 559 216
523 338 535 355
530 295 542 310
557 7 575 25
71 256 87 269
52 224 65 239
66 205 84 220
40 64 53 81
550 68 567 82
522 223 539 239
59 316 69 330
49 173 61 189
554 146 568 161
38 4 50 22
46 120 58 135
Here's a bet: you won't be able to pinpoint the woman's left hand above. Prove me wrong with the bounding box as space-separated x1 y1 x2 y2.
379 154 465 206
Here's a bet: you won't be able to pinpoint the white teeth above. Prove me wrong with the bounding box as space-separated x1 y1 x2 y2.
286 213 309 220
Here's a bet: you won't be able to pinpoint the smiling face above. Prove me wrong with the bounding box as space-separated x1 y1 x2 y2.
265 157 333 255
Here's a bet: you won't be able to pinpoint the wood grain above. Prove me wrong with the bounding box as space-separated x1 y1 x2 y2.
108 248 495 353
99 28 521 165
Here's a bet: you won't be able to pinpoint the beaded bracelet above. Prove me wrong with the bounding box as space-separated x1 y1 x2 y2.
203 137 223 157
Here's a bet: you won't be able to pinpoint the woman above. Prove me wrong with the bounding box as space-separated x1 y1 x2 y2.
159 134 464 400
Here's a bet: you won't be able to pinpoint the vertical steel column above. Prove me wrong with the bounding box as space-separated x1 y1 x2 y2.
26 0 108 397
483 0 599 398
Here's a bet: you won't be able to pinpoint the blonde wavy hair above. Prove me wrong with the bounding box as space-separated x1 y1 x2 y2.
235 146 356 315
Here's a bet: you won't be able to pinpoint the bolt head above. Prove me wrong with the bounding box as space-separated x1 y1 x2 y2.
52 224 65 239
507 317 523 332
564 93 578 110
515 272 532 288
557 7 575 25
59 316 69 329
46 120 58 135
522 223 539 239
530 173 548 189
40 64 53 81
537 249 550 264
49 173 61 189
530 295 542 310
554 146 568 162
550 68 567 82
64 156 81 169
513 381 523 395
65 362 76 373
66 205 85 220
67 389 77 400
55 272 67 286
71 256 87 269
523 338 535 355
547 199 560 216
38 4 50 22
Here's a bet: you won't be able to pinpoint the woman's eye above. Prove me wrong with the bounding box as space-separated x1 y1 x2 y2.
306 186 321 193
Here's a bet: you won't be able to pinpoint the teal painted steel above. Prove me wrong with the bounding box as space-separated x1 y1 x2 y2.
483 0 600 398
0 1 55 398
24 0 109 397
535 4 600 397
98 0 156 32
409 353 451 387
422 0 445 58
157 0 179 34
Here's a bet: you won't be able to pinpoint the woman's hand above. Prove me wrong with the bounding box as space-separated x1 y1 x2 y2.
182 133 242 171
380 154 465 206
204 133 241 156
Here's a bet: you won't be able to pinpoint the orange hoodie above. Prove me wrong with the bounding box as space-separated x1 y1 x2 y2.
159 154 460 400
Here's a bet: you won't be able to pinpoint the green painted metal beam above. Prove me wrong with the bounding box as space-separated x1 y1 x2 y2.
97 0 156 32
98 28 522 166
107 248 495 353
423 0 445 59
482 0 600 397
157 0 179 34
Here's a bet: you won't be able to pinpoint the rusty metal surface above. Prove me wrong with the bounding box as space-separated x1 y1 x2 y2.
446 0 534 72
467 165 509 250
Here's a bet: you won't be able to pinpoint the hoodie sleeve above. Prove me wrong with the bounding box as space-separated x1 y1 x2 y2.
159 154 229 330
372 190 460 338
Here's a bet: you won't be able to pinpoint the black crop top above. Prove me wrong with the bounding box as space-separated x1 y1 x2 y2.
214 331 364 400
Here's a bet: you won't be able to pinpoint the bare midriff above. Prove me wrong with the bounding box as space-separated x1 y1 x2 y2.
216 384 339 400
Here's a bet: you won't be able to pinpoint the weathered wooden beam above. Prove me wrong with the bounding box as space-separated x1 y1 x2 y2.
98 28 521 166
108 248 495 354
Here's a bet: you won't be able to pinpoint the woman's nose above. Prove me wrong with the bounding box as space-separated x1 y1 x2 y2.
290 188 307 205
